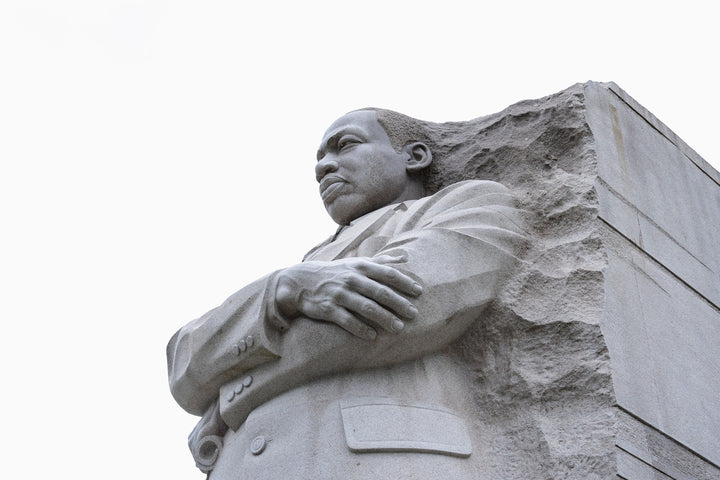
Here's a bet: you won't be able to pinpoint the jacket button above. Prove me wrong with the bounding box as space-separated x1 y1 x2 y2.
250 436 266 455
238 339 247 352
242 375 253 387
246 335 254 347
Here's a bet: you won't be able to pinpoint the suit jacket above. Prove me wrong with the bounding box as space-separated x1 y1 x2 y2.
167 180 527 479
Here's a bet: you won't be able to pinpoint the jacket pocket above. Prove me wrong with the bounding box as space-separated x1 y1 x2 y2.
340 398 471 457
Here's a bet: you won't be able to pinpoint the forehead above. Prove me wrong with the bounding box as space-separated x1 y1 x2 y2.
320 110 388 145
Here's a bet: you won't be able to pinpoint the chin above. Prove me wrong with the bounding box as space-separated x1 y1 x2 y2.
331 213 353 226
326 200 358 226
325 206 348 226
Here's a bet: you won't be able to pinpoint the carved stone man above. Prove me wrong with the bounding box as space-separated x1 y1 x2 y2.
167 109 527 479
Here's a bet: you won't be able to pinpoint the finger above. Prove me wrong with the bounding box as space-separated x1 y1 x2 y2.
306 301 377 340
358 261 423 297
346 276 418 321
371 253 408 264
338 290 408 333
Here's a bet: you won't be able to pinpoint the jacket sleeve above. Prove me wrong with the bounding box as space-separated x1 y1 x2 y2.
217 180 529 429
166 274 284 416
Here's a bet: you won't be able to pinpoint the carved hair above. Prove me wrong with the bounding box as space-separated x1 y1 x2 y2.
358 108 434 154
355 108 442 193
353 107 506 195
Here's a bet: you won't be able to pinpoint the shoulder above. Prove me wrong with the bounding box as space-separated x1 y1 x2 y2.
438 179 511 195
432 179 513 202
391 180 524 235
409 179 516 217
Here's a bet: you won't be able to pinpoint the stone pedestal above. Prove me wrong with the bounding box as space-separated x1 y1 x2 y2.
437 81 719 479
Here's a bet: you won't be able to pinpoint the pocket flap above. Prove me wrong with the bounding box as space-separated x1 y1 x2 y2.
340 398 471 457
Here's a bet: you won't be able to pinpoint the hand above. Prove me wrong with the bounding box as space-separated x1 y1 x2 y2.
275 255 423 340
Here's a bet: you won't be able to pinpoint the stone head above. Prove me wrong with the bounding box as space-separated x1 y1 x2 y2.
316 109 433 225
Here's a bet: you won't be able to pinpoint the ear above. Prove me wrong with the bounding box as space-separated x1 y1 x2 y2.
402 142 433 173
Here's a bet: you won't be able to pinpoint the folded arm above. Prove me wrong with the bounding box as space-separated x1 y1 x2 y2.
217 181 528 428
168 181 526 426
166 274 283 416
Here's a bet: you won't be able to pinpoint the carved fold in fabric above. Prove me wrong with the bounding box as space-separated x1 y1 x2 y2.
340 398 472 457
188 401 229 473
193 435 223 474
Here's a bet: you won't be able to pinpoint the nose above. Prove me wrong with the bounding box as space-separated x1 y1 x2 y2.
315 156 339 182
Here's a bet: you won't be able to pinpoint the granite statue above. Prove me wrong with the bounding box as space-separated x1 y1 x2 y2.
169 83 720 478
167 108 528 478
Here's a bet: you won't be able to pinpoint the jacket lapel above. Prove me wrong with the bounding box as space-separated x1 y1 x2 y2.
304 203 402 261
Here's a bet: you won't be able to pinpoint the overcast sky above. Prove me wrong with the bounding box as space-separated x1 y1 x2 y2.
1 1 717 478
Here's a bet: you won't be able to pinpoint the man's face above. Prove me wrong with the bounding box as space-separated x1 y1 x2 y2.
316 110 411 225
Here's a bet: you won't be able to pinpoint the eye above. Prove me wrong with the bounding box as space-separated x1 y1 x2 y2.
338 135 361 152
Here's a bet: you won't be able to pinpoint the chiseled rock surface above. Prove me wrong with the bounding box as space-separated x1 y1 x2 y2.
424 84 617 479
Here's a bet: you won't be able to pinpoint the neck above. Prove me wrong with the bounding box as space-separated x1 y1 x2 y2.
393 179 425 203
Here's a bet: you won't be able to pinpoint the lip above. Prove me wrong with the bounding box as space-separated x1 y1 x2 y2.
319 176 347 201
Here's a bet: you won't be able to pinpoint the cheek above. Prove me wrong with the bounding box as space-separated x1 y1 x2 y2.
365 157 403 184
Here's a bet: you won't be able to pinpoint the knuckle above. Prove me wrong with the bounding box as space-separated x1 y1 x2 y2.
324 283 346 301
344 273 359 287
326 284 341 298
356 258 375 272
380 266 399 282
337 272 354 285
318 301 334 316
359 302 376 317
386 268 404 283
354 263 368 275
376 288 392 303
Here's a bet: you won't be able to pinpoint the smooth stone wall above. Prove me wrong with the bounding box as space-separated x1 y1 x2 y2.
586 82 720 468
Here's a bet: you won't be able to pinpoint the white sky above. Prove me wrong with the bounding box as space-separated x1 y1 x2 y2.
1 1 717 478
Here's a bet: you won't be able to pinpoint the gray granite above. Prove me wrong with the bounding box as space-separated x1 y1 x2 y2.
586 83 720 307
602 227 720 466
616 449 676 480
585 82 720 466
616 409 720 480
167 83 719 479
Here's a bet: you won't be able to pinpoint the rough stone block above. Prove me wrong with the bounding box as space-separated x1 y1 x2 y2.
423 81 719 478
